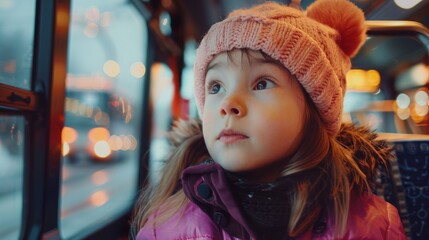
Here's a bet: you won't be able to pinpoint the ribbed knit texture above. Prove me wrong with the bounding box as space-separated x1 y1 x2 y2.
194 0 366 135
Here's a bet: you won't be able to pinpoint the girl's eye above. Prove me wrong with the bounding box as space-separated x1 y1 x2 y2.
207 82 224 94
254 78 275 90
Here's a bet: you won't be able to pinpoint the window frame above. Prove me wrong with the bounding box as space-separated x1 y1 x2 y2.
22 0 70 239
0 0 154 239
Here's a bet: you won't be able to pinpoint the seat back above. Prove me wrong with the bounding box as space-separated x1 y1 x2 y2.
378 140 429 240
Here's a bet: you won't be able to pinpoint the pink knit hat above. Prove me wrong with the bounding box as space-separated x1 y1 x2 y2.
194 0 367 135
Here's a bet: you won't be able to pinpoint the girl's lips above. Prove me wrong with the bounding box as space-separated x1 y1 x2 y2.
217 129 248 143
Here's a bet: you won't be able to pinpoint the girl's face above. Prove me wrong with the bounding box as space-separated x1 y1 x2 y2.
202 49 306 180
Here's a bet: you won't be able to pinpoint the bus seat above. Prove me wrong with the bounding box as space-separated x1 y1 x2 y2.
376 140 429 240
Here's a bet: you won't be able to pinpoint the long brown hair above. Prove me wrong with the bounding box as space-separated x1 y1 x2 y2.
132 118 210 231
281 89 387 237
280 93 356 237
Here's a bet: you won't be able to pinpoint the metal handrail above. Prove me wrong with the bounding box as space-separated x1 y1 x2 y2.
365 20 429 48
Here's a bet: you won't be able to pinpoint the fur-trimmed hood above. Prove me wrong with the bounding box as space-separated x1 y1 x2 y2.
336 123 393 192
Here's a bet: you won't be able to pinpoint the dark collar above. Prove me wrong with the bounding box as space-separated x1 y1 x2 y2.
182 161 297 239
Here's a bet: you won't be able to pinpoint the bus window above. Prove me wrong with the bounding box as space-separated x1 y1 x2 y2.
0 0 36 238
60 0 148 238
0 0 36 90
344 34 429 136
0 116 24 239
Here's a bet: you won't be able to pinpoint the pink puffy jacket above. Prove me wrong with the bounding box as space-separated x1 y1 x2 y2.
137 163 406 240
137 194 405 240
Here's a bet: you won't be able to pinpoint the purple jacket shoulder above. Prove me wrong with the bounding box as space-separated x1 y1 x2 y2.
137 201 239 240
137 193 405 240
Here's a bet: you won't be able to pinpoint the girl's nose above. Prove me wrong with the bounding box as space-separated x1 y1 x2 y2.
220 96 246 117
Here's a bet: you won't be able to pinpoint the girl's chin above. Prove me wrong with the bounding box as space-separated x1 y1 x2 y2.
216 161 256 173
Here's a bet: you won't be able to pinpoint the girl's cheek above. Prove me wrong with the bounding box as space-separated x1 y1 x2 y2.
202 112 215 128
203 100 217 119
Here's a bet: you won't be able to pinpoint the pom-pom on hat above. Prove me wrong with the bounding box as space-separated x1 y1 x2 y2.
194 0 367 135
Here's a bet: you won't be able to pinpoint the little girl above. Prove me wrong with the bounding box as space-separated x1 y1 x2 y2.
132 0 406 239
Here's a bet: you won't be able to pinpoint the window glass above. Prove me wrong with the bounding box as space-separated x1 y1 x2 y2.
0 115 25 239
343 36 429 136
60 0 147 238
0 0 36 89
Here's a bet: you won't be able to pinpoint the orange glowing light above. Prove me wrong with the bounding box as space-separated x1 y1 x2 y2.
88 127 110 142
103 60 120 78
89 191 109 207
129 135 137 150
122 136 131 150
108 135 123 151
346 69 380 92
130 62 146 78
62 127 78 143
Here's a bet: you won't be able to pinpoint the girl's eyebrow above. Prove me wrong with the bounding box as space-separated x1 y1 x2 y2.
251 57 295 79
206 54 284 72
207 62 219 72
207 61 226 72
